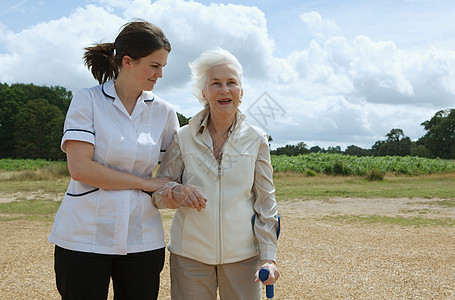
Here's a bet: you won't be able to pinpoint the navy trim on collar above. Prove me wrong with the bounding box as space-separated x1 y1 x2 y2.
102 83 115 100
102 80 155 103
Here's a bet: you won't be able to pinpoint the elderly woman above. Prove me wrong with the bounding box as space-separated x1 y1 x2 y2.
153 47 279 300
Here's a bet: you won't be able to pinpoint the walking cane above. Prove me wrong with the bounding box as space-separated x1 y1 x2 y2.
254 214 280 299
259 268 274 299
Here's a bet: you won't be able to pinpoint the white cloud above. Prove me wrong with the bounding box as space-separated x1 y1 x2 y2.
244 11 455 148
300 11 341 42
0 1 454 149
142 0 277 86
0 5 125 90
284 13 455 108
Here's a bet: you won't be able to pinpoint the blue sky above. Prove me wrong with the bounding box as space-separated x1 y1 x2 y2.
1 0 455 149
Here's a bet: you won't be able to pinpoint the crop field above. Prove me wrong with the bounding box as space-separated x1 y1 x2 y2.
0 157 454 299
271 153 455 175
3 154 455 175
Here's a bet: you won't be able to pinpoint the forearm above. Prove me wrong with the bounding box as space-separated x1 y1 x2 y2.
66 140 166 192
152 136 184 208
68 158 149 190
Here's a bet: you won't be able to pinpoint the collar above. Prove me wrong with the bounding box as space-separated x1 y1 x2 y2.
101 79 155 103
191 107 245 136
102 79 155 119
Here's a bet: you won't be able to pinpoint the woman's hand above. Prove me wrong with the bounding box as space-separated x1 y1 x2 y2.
160 185 181 209
172 185 207 211
255 260 280 285
142 177 172 193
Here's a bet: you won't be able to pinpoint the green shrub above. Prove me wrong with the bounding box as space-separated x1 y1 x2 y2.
305 169 316 177
366 168 386 181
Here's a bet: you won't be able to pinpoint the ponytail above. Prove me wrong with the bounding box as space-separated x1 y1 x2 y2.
82 20 171 85
83 42 118 84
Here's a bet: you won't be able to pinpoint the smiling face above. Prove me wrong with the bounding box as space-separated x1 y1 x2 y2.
202 63 243 118
128 48 169 91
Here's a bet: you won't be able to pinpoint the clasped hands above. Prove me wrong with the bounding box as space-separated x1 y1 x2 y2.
161 184 207 211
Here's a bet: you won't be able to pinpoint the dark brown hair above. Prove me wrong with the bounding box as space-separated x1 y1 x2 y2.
83 19 171 84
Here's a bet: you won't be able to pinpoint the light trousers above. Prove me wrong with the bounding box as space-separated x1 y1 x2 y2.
170 253 262 300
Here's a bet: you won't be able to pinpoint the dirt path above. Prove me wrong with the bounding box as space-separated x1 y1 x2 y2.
0 198 454 299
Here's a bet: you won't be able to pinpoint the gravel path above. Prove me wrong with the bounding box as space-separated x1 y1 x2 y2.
0 198 454 299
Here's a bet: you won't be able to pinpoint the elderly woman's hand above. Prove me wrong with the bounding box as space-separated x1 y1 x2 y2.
160 185 181 209
172 185 207 211
255 260 280 285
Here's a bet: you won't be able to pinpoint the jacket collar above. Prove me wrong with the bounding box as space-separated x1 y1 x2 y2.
189 106 246 137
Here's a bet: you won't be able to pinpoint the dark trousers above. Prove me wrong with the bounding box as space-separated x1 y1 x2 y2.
54 245 165 300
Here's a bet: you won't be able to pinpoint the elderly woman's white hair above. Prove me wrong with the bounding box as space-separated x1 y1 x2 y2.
189 47 243 106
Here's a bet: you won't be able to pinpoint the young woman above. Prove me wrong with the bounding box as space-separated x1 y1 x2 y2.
48 20 179 299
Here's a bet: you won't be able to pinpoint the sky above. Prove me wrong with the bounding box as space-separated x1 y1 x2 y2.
1 0 455 150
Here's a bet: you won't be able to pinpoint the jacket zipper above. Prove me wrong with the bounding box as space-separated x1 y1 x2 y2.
217 159 222 264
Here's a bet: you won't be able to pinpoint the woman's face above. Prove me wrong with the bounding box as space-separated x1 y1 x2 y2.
129 48 169 91
203 64 243 116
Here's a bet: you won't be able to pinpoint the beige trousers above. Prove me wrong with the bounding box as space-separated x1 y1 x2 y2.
170 253 262 300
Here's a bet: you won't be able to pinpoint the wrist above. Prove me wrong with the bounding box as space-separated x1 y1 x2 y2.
138 177 149 191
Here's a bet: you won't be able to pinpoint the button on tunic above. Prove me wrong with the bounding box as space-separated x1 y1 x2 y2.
48 79 179 255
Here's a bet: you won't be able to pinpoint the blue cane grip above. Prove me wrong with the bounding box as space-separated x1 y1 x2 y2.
259 268 274 298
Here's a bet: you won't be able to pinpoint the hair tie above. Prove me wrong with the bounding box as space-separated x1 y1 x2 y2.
112 42 116 56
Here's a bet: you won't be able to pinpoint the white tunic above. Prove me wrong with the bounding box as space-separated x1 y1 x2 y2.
48 79 179 255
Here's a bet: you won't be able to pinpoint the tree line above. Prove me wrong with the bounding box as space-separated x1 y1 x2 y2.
1 82 454 160
271 110 455 159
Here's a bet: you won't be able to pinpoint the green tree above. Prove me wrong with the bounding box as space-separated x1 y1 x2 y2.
177 112 190 127
372 128 411 156
15 99 65 160
268 135 273 149
271 142 309 156
295 142 309 154
327 145 342 154
345 145 371 156
410 144 433 158
0 85 26 157
0 82 71 158
11 83 72 115
421 109 455 159
309 146 323 153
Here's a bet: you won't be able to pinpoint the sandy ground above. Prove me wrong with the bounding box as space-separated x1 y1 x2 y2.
0 197 454 299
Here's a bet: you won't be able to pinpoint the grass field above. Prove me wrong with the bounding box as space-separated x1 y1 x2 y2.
275 172 455 199
0 160 454 299
1 167 455 224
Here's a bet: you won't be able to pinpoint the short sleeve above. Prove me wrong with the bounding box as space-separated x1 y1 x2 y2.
61 89 95 153
159 106 179 161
